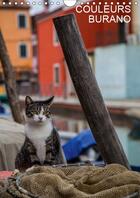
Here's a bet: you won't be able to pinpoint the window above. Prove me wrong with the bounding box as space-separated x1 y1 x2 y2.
53 28 59 46
54 64 60 85
119 22 126 43
18 14 27 28
19 43 28 58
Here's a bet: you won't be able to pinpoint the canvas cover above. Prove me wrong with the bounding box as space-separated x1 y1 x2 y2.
0 164 140 198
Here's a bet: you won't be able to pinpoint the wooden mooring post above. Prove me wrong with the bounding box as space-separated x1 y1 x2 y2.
0 31 24 124
54 14 130 169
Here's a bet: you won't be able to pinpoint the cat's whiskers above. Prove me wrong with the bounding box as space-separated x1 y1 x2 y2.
15 96 66 171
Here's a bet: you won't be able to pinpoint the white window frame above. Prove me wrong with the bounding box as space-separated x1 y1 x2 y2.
53 63 60 86
17 13 27 29
18 42 29 59
53 27 59 46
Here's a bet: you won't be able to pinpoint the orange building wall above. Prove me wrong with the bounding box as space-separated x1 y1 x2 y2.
0 9 32 71
38 19 66 96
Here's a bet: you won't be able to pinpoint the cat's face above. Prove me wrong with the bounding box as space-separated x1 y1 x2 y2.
25 96 54 123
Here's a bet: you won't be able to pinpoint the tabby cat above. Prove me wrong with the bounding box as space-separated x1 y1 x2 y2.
15 96 66 171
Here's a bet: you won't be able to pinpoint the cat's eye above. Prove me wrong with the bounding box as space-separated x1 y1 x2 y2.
26 111 33 117
32 110 39 114
31 111 36 115
31 107 40 114
44 111 50 118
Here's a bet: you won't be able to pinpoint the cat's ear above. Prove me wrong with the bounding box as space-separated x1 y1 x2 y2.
45 96 54 107
25 96 33 106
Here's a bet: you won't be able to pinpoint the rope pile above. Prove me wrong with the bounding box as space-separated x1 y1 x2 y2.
0 164 140 198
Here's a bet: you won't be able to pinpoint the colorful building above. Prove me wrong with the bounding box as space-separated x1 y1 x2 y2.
35 0 132 97
95 44 140 99
0 0 33 95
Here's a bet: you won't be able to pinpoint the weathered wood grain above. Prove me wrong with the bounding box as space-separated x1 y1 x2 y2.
0 31 24 123
54 14 130 169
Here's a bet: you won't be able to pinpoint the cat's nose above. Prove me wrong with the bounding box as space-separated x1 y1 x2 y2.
39 117 43 121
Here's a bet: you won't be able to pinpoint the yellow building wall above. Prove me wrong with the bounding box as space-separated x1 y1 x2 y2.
0 9 32 72
0 85 5 95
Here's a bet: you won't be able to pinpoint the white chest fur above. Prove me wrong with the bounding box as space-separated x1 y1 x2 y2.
25 120 53 164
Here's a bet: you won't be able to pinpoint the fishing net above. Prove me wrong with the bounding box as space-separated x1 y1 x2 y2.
0 164 139 198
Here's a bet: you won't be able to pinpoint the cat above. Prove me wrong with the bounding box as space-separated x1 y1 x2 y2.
15 96 66 171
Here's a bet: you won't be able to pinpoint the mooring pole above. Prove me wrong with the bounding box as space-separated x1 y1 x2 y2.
54 14 130 169
0 31 24 124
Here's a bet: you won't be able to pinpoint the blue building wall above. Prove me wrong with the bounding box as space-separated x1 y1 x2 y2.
95 44 140 99
116 126 140 166
126 46 140 98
